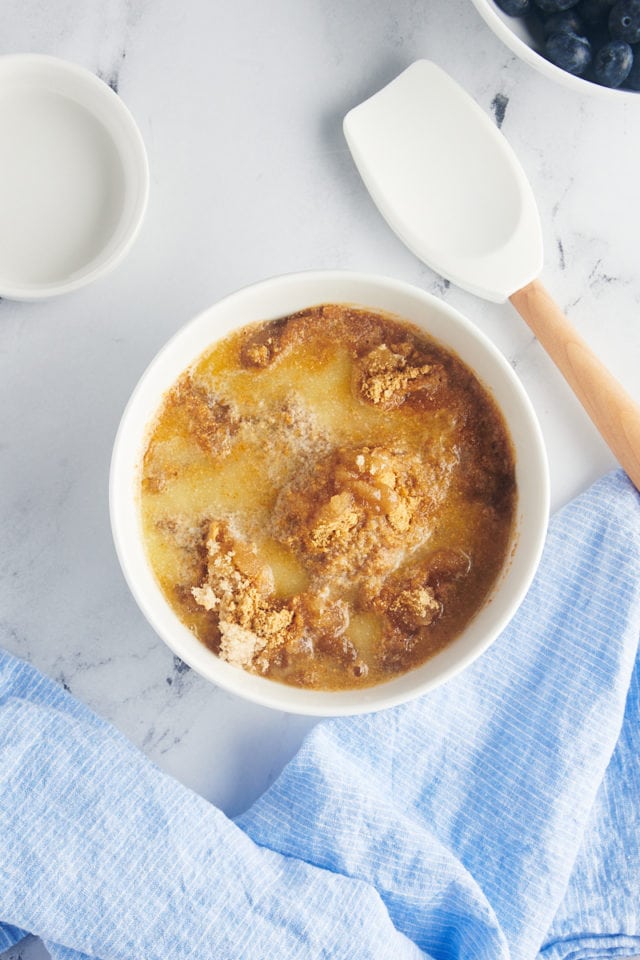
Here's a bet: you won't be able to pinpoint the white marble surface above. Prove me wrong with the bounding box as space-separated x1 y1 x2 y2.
1 0 640 953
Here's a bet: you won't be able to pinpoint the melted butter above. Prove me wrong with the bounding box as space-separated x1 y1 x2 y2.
259 539 309 598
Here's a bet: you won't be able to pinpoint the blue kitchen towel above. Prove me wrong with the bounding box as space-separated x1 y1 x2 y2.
0 469 639 960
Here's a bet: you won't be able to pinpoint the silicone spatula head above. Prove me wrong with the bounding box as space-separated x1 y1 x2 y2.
344 60 543 303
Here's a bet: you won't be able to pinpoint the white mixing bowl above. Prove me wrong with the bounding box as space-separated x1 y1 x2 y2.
110 271 549 716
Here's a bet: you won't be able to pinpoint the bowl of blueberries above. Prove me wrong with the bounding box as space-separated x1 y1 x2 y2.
470 0 640 96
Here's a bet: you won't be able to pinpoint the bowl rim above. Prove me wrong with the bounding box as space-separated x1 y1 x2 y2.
0 53 149 300
109 269 550 716
469 0 640 103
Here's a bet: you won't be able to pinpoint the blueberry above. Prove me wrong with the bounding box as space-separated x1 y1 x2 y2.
495 0 640 89
624 46 640 84
609 0 640 41
545 30 592 71
593 38 634 82
495 0 531 13
534 0 580 11
543 10 585 32
577 0 615 24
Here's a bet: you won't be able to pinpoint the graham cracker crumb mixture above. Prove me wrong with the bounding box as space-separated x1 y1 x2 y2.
191 520 295 672
356 343 447 409
271 443 457 594
140 304 516 690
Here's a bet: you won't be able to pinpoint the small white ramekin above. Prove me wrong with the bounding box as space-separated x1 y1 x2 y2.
0 54 149 300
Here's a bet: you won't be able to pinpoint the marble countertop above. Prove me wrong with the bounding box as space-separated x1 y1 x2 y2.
1 0 639 953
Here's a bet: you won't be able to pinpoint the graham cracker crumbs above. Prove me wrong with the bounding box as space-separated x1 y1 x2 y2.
309 492 359 551
357 343 446 409
272 444 451 594
239 316 296 368
388 586 441 631
244 342 272 367
191 520 295 672
168 376 240 456
371 549 474 663
216 622 267 669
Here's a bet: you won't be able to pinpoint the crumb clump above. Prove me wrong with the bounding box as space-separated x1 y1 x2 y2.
272 443 457 596
356 342 447 409
142 378 240 494
387 585 441 631
191 520 296 672
171 377 240 454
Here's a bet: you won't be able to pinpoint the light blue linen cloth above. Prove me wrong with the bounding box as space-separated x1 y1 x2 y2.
0 469 639 960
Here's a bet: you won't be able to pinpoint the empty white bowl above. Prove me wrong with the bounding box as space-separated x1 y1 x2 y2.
110 271 549 716
470 0 640 101
0 54 149 299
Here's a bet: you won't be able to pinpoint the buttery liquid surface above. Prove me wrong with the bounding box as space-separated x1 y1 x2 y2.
140 305 516 690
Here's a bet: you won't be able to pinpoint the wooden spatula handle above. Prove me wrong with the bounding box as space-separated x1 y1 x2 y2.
510 278 640 491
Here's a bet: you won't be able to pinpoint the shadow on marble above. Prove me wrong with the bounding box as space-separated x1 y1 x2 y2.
0 938 49 960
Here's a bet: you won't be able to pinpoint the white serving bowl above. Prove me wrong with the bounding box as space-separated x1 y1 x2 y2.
470 0 640 101
0 54 149 299
110 271 549 716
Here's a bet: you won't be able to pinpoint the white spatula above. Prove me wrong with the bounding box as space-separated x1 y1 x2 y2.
344 60 640 490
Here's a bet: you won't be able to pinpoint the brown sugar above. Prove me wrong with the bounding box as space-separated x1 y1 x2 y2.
140 304 516 690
